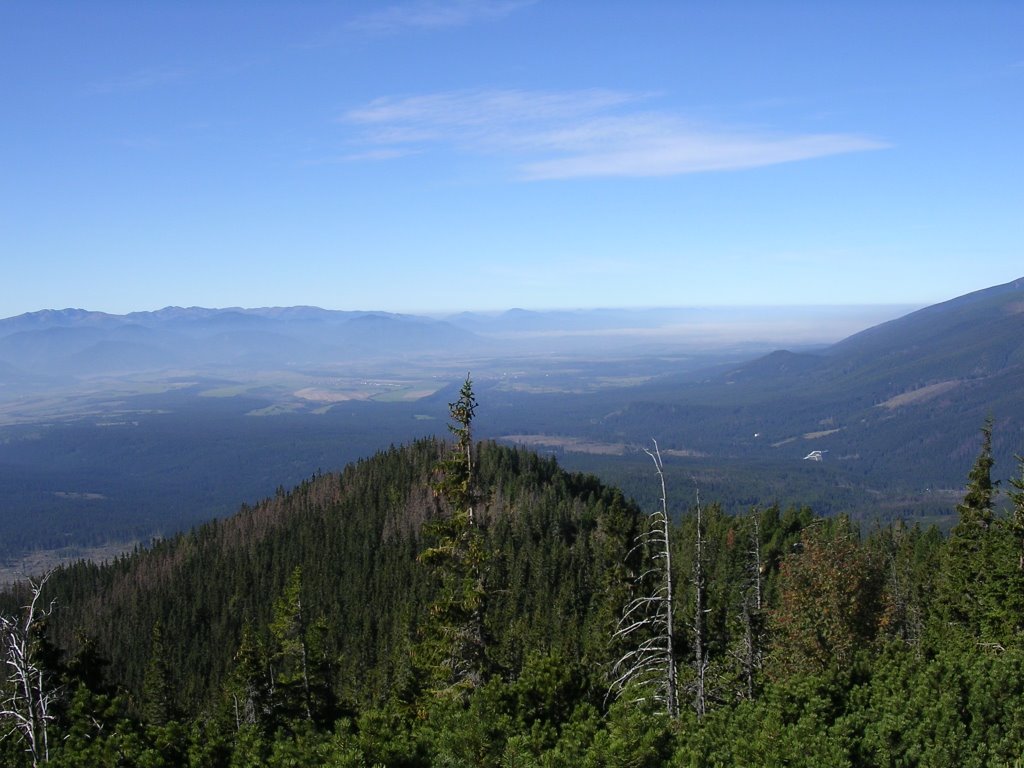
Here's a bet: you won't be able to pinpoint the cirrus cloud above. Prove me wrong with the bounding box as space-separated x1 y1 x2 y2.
348 0 535 33
340 87 888 180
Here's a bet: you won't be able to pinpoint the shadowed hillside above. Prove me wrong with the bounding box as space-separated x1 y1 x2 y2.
554 277 1024 501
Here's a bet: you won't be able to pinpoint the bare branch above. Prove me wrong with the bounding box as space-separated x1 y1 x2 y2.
1 570 60 766
608 440 678 717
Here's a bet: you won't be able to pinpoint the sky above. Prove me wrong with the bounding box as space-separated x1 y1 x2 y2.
2 1 1022 317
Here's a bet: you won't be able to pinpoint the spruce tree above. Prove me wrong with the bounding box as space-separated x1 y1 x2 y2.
224 621 271 732
270 569 317 724
940 419 1011 644
957 418 997 529
993 454 1024 642
141 621 175 727
417 375 489 697
1008 454 1024 572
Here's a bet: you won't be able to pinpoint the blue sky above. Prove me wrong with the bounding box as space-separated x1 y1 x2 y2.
2 1 1021 316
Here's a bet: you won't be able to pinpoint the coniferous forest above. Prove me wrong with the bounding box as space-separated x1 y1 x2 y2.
3 384 1024 767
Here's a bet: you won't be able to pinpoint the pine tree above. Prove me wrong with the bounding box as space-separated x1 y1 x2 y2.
957 418 997 529
1007 454 1024 572
417 375 489 697
940 419 1011 643
768 519 883 678
988 452 1024 644
269 567 328 727
436 375 478 523
224 621 271 732
876 521 943 648
141 621 175 726
999 456 1024 643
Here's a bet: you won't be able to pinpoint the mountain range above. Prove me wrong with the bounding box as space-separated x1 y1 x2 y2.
0 307 477 386
0 303 915 396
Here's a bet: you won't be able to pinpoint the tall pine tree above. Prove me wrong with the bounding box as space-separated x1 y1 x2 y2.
417 375 489 698
141 621 175 726
939 419 1016 645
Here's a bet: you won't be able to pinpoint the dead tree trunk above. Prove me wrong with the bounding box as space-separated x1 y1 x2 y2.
692 486 707 719
741 509 763 700
609 440 679 717
1 571 57 767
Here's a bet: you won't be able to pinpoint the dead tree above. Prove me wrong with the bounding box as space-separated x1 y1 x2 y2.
740 509 764 700
609 440 679 718
1 571 58 766
692 485 708 719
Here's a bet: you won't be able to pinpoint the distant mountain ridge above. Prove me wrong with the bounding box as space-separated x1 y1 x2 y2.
585 276 1024 492
0 306 453 335
0 306 479 385
0 303 916 394
727 276 1024 397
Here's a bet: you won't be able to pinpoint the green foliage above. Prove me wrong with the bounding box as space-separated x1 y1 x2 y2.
49 683 191 768
356 703 423 766
222 621 272 734
437 375 478 515
578 697 674 768
9 421 1024 766
141 622 175 726
874 521 942 646
417 376 490 697
959 418 998 524
1007 452 1024 573
268 567 336 729
938 420 1024 646
859 643 1024 767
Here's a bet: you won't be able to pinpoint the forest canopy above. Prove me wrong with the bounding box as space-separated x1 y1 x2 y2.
3 400 1024 766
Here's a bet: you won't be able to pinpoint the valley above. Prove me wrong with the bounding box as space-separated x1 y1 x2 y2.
1 281 1022 569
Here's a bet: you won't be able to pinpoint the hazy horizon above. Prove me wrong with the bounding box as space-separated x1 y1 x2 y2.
2 300 922 317
0 301 921 349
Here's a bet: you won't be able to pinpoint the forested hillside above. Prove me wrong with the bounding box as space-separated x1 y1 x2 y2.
3 396 1024 765
542 276 1024 498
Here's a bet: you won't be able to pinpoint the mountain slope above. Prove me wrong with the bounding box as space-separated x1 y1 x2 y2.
573 277 1024 498
710 276 1024 400
42 439 641 707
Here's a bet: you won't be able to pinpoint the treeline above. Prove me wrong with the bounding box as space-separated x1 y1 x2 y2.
2 414 1024 765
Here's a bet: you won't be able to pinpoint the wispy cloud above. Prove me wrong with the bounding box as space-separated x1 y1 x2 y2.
341 88 888 180
83 67 190 96
521 129 883 181
346 89 641 142
305 148 421 166
348 0 534 33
